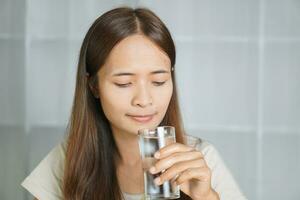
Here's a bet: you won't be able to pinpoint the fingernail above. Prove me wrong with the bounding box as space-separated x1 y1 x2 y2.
149 167 156 174
154 152 160 158
154 177 161 185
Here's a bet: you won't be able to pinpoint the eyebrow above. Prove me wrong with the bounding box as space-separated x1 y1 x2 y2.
112 69 170 77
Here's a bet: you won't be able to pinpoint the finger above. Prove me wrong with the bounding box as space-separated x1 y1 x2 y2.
155 143 199 159
151 151 204 174
157 158 207 185
175 167 212 185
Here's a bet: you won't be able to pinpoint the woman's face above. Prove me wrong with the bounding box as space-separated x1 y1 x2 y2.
97 34 173 136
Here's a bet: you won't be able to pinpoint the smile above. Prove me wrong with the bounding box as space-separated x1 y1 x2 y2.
127 114 155 123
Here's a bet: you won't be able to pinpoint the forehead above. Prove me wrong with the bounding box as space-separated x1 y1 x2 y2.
100 34 171 75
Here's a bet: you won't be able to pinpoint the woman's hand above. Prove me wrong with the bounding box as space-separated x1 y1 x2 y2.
149 143 219 200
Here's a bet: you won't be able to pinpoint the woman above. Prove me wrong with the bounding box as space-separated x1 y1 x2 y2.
21 7 247 200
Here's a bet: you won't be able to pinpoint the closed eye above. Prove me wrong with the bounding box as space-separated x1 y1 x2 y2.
114 81 166 88
153 81 166 86
115 83 131 88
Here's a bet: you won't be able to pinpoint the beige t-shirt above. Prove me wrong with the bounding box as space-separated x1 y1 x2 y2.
21 136 247 200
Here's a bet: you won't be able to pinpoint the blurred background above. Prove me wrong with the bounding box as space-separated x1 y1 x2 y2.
0 0 299 199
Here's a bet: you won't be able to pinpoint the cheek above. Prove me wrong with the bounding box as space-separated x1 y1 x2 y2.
153 83 173 112
98 86 128 120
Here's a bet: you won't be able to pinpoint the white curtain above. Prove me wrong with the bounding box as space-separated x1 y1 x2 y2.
0 0 299 199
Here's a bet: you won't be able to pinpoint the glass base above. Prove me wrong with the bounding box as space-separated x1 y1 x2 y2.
144 194 180 200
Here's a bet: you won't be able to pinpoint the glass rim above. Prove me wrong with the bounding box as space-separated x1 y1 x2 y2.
137 126 175 136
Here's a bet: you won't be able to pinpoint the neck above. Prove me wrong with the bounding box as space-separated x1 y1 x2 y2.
112 128 142 167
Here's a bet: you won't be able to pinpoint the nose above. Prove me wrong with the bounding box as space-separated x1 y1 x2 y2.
132 83 153 108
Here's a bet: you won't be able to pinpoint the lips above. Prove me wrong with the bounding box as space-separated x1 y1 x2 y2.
127 113 156 123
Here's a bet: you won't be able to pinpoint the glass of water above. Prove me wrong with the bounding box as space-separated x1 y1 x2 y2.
138 126 180 200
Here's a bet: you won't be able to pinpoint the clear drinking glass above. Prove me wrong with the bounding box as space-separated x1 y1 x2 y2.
138 126 180 200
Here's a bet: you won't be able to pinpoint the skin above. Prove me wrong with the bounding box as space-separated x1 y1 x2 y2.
94 34 219 200
97 34 173 145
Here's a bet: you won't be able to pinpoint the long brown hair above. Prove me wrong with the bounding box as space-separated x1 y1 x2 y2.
63 7 191 200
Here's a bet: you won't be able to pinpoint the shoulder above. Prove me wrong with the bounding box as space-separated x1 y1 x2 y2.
197 139 224 170
37 140 67 175
21 140 67 200
185 135 248 199
48 139 67 163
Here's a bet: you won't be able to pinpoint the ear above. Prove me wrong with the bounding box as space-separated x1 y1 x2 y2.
87 79 99 98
